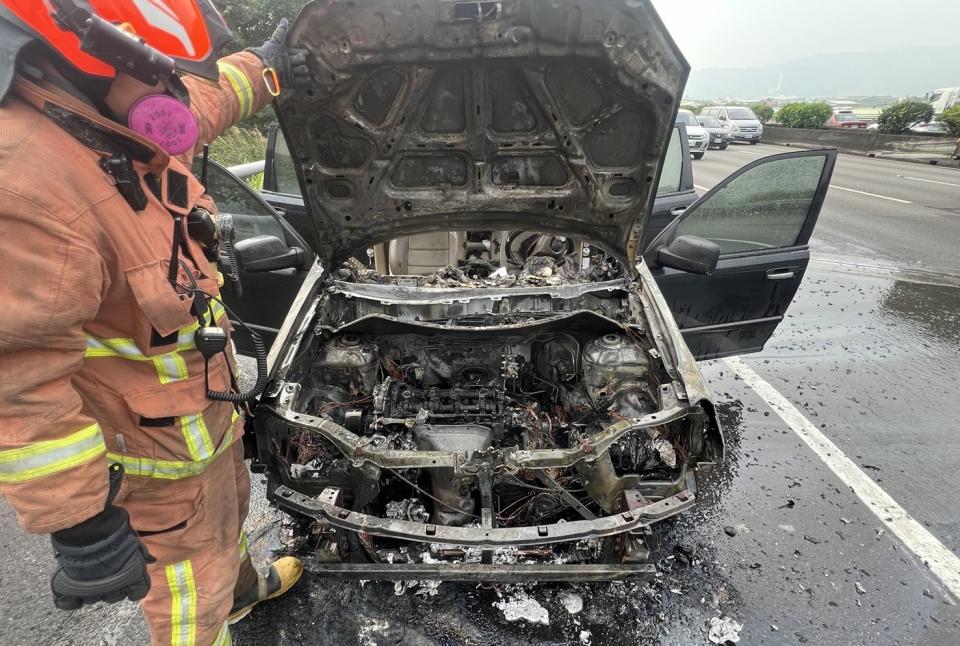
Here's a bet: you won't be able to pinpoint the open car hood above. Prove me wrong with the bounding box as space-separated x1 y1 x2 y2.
281 0 688 264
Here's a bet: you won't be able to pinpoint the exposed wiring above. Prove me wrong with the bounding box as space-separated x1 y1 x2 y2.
385 467 481 519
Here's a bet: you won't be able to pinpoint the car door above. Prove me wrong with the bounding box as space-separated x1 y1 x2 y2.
644 124 697 249
646 148 837 360
196 159 315 354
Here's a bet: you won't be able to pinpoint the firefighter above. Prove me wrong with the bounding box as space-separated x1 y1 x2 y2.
0 2 310 643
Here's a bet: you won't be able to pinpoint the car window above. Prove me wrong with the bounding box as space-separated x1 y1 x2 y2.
197 160 287 243
699 116 720 127
670 154 827 254
656 128 683 195
676 110 699 127
726 108 757 120
271 133 303 196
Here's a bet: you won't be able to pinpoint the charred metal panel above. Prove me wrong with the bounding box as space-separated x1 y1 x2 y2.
352 68 404 126
392 154 469 188
491 155 568 186
281 0 689 263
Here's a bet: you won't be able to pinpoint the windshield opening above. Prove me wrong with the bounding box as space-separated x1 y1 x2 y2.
726 108 757 120
677 111 700 127
338 231 626 287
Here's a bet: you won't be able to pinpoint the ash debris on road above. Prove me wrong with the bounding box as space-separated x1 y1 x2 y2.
232 524 744 646
228 343 960 646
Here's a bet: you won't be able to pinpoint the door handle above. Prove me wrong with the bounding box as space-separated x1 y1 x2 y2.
669 207 687 217
766 269 796 281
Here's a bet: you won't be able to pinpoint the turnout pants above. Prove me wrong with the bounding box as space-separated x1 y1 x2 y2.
119 442 259 646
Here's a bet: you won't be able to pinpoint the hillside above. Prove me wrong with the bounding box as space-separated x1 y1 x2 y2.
685 43 960 100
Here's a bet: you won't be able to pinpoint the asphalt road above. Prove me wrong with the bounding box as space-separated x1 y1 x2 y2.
1 146 959 645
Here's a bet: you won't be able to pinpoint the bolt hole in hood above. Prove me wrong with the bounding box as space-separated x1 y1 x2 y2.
279 0 689 265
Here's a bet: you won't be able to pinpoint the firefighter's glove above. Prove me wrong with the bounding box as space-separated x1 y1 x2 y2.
247 18 311 89
50 465 155 610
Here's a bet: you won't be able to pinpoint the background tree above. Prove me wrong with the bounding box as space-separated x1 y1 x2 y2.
775 102 833 129
750 103 774 124
940 105 960 137
219 0 309 132
876 100 934 135
220 0 308 52
680 103 701 115
205 0 308 178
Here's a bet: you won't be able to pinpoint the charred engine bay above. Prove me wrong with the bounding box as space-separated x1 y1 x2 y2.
260 271 718 568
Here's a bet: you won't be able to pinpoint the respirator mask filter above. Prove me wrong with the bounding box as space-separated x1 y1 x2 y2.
128 94 199 155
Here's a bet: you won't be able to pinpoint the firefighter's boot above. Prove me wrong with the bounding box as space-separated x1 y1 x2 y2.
228 556 304 624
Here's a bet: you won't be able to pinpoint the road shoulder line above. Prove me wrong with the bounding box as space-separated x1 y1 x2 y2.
897 174 960 189
723 356 960 600
830 185 912 204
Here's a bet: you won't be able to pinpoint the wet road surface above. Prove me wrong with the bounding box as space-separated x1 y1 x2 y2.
1 151 959 644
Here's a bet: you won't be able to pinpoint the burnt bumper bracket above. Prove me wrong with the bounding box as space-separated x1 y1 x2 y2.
306 562 657 582
273 485 695 547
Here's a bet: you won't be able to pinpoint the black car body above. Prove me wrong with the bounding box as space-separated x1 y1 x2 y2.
697 115 734 150
206 0 836 581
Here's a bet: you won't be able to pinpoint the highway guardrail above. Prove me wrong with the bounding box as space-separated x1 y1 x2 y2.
762 126 959 167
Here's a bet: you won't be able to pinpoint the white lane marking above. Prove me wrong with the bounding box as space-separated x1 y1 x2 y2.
730 149 766 157
723 357 960 600
694 184 711 192
897 174 960 188
830 185 912 204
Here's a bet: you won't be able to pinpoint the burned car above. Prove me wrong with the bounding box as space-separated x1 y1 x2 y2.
206 0 836 580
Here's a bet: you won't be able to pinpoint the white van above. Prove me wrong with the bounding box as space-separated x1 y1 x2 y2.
699 106 763 144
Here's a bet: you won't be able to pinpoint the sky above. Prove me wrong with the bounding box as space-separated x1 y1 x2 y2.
650 0 960 69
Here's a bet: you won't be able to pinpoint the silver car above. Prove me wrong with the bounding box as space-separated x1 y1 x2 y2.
697 115 733 150
700 105 764 144
676 109 710 159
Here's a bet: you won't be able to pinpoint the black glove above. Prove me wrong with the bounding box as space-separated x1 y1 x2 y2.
247 18 311 89
50 464 155 610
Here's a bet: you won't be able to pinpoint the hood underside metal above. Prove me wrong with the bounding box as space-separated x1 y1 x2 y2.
282 0 688 264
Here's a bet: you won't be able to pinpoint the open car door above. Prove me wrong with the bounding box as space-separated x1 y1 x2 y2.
196 160 315 354
646 149 837 360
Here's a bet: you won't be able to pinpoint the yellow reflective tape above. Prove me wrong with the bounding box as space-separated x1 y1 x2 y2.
85 334 197 384
238 530 249 560
179 414 214 461
0 424 106 483
153 353 189 384
213 623 232 646
218 62 254 120
166 564 183 646
106 427 235 480
167 560 197 646
184 561 197 646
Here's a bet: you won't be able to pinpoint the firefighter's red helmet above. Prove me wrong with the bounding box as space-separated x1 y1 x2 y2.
2 0 231 82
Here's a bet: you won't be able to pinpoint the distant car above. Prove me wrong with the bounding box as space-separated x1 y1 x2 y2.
676 109 709 159
699 105 763 144
908 121 951 135
825 111 868 129
697 115 733 150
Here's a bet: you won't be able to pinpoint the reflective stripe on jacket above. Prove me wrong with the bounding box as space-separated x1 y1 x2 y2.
0 51 270 534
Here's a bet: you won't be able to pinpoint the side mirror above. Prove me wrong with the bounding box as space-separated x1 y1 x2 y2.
235 235 305 272
655 235 720 275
